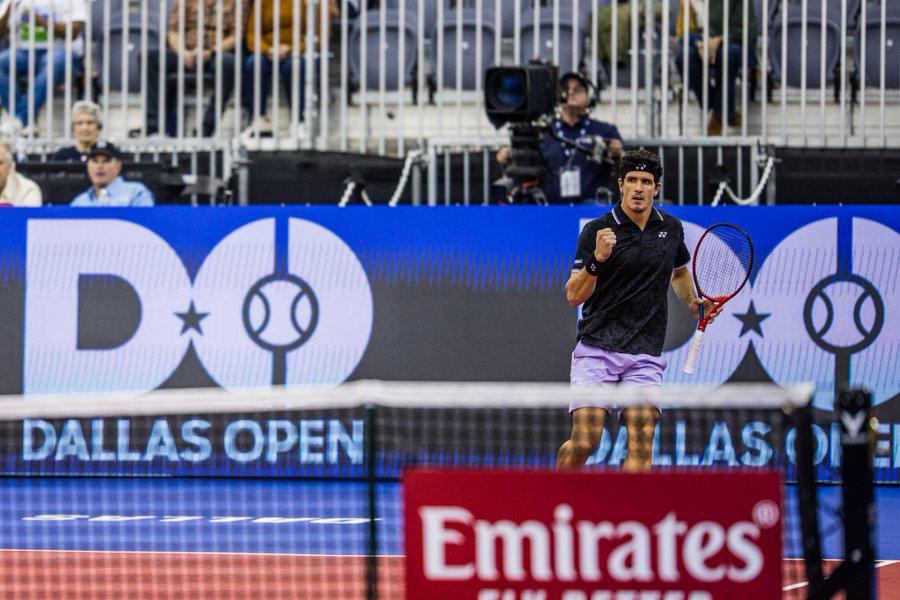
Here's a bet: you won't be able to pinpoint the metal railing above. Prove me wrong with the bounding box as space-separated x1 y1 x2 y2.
14 136 235 205
421 134 771 206
0 0 895 166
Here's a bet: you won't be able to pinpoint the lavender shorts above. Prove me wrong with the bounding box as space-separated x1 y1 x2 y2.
569 341 667 412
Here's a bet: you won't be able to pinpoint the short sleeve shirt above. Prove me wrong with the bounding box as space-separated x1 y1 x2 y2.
572 203 691 356
169 0 248 52
540 117 622 204
6 0 89 55
70 176 155 207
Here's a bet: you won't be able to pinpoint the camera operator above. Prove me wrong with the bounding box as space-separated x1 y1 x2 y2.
496 72 623 205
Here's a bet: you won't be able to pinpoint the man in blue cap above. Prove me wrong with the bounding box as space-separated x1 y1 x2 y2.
497 72 623 204
70 141 155 207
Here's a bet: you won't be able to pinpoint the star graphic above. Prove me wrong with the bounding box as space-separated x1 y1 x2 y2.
732 301 771 337
175 301 209 335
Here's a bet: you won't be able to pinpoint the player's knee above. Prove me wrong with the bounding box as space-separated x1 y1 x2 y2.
628 423 655 445
569 435 600 460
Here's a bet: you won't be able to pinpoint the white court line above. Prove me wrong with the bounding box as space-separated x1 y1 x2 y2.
0 548 403 558
783 559 898 591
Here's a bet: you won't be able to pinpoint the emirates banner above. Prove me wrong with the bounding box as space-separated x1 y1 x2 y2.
404 469 783 599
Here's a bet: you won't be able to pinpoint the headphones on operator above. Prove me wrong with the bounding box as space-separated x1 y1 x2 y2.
557 71 598 111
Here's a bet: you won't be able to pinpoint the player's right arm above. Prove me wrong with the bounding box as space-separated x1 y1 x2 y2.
566 227 616 306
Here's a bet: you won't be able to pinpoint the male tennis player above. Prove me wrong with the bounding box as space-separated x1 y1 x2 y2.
557 148 721 471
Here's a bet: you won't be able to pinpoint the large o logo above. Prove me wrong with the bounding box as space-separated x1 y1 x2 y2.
803 273 884 354
243 274 320 352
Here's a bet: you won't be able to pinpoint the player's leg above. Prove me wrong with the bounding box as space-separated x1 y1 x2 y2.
562 343 621 469
556 406 608 470
620 405 660 471
618 353 667 470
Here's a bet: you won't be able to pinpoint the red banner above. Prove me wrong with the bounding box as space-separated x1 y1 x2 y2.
404 469 782 600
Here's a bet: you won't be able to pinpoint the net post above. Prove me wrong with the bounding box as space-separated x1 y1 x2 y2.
810 387 878 599
365 402 379 600
794 400 826 596
836 387 877 600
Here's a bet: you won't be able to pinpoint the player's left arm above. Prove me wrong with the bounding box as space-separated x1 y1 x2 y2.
670 228 725 324
671 266 698 310
671 267 722 323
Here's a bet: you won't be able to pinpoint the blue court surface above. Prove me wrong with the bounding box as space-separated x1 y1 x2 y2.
0 477 897 560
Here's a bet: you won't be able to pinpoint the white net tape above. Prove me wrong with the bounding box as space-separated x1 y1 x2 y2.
0 380 814 420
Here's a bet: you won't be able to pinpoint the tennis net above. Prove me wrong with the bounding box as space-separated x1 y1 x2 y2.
0 381 867 599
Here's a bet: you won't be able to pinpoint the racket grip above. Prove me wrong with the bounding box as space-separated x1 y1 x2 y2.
682 330 705 375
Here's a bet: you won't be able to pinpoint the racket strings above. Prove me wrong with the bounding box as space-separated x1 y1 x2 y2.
694 226 753 300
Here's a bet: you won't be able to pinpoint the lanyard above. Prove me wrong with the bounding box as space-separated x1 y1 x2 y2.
556 120 588 158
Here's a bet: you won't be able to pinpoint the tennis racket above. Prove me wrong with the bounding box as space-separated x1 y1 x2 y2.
682 223 754 374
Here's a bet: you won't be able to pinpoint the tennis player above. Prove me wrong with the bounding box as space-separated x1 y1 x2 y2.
557 148 721 471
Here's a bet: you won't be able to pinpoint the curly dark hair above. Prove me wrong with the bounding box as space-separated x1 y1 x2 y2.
618 147 663 183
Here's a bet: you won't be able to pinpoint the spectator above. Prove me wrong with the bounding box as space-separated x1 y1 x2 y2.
677 0 757 135
0 0 88 137
497 72 624 205
53 99 101 161
241 0 338 136
70 141 154 206
0 141 41 205
593 1 663 73
146 0 248 137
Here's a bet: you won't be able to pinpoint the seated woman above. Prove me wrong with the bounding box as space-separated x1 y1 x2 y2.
241 0 337 136
53 100 101 162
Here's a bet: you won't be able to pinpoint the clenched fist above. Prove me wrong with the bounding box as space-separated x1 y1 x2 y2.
594 228 617 262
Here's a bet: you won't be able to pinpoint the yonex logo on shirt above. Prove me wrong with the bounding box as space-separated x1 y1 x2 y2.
659 232 667 238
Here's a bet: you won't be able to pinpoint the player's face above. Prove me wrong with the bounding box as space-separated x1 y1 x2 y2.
618 171 660 213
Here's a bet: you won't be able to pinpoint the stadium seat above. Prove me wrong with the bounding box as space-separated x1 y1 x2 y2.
821 0 864 29
91 3 164 94
500 0 533 38
855 4 900 89
574 0 605 36
602 21 663 89
519 8 584 72
349 9 418 91
108 21 163 93
769 4 841 86
377 0 440 36
432 0 534 38
433 8 497 89
90 0 106 36
752 0 771 27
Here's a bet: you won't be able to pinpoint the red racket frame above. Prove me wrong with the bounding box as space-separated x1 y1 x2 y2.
691 222 754 332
